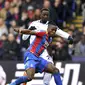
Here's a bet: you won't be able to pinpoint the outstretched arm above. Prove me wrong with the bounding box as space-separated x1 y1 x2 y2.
56 26 73 44
56 26 70 39
14 28 36 35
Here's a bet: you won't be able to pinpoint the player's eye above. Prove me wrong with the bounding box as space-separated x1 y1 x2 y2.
52 28 56 32
43 14 48 16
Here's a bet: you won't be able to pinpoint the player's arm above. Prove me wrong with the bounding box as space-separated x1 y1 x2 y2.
55 26 73 44
22 22 37 40
14 28 36 35
56 26 70 39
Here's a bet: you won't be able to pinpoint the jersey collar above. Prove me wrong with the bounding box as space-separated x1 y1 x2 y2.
39 20 49 25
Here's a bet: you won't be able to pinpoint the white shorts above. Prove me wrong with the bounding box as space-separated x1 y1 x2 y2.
40 50 53 64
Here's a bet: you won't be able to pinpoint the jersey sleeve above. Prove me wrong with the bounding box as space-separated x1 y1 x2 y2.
56 26 70 39
28 22 34 29
35 31 46 37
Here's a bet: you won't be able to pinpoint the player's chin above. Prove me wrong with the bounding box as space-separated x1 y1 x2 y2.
50 34 55 37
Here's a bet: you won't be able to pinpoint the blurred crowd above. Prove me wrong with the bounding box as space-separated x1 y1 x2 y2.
0 0 85 61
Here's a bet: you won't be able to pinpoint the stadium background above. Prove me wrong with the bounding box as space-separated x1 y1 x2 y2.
0 0 85 85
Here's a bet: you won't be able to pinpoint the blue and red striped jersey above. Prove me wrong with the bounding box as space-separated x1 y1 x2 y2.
27 31 52 57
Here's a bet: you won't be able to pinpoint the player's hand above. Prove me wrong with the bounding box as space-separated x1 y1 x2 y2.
13 28 19 32
14 28 22 34
68 36 73 44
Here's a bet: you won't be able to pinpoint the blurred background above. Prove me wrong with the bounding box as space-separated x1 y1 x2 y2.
0 0 85 85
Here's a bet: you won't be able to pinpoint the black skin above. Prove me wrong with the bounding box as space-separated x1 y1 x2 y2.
28 10 50 30
40 10 49 23
26 63 59 80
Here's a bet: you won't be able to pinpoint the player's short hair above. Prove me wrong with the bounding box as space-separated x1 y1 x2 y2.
48 24 56 30
41 8 49 13
2 33 7 37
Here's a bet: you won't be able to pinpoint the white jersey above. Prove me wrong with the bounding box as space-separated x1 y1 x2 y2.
22 20 70 61
22 20 49 42
22 20 70 41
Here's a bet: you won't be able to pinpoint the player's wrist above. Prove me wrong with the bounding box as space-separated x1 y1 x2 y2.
19 29 22 33
68 36 73 44
68 36 73 40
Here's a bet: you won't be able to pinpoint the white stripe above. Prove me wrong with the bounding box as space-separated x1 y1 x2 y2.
15 71 24 77
16 64 25 69
15 71 44 77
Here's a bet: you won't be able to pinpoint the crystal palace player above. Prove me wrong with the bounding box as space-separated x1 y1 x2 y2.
9 24 73 85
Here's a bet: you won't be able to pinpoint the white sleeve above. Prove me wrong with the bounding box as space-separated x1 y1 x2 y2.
56 26 70 39
22 22 34 40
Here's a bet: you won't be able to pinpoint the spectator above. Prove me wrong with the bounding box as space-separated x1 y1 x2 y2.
19 10 31 28
74 34 85 56
0 18 8 38
9 20 18 35
67 29 74 55
65 0 76 17
0 34 8 60
67 26 82 55
81 0 85 4
27 5 35 22
0 1 13 28
48 37 72 61
83 25 85 34
34 0 43 8
69 24 82 44
76 0 81 15
34 8 41 20
2 33 20 60
43 0 50 9
19 0 36 13
11 0 20 7
0 0 4 10
1 33 7 42
49 0 68 28
12 6 20 22
0 40 3 60
82 3 85 21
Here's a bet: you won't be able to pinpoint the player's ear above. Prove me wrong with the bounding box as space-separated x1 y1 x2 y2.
47 27 50 31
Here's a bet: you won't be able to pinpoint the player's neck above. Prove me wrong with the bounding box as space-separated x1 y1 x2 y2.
40 20 47 24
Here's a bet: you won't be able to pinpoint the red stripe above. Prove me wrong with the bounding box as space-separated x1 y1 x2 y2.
37 46 45 56
30 37 42 54
37 34 48 56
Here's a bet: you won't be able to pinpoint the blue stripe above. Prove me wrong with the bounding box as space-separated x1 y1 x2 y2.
49 37 52 43
35 34 46 54
27 37 36 50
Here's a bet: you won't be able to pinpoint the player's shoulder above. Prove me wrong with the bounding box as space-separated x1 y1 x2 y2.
28 20 40 29
37 31 46 34
31 20 40 24
48 20 56 25
36 31 47 36
40 31 47 36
